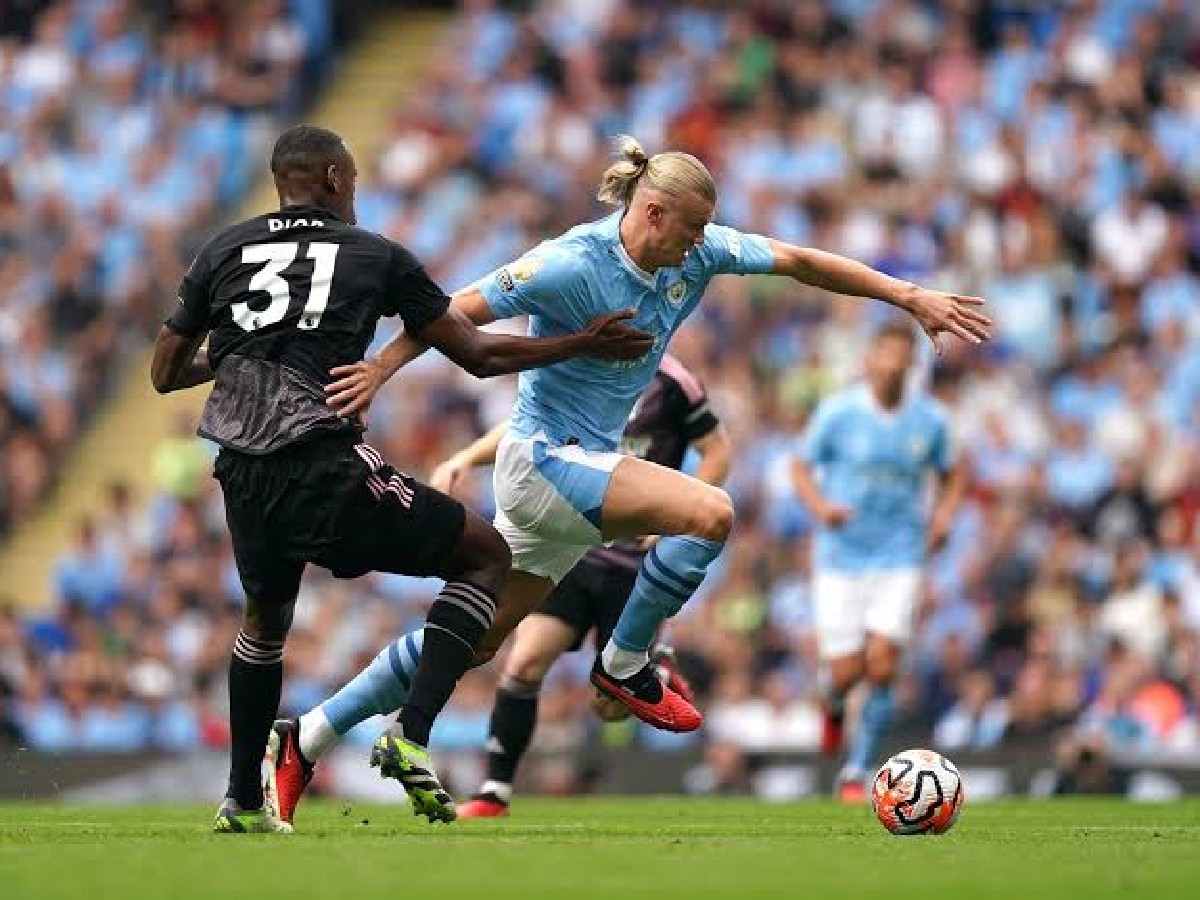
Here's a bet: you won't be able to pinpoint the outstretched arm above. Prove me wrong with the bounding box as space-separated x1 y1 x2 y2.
326 287 652 417
767 239 992 352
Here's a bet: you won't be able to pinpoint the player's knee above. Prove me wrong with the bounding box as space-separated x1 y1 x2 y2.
691 488 734 542
830 653 865 692
471 645 498 668
242 598 295 643
864 638 899 685
455 517 512 593
865 661 897 686
474 527 512 587
504 652 551 686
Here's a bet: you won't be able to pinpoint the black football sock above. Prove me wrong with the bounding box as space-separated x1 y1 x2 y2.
398 581 496 747
226 631 284 810
484 676 541 788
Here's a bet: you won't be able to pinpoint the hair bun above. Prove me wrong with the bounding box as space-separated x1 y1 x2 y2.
615 134 648 169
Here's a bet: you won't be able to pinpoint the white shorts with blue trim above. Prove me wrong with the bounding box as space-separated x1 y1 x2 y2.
492 433 624 583
812 567 921 659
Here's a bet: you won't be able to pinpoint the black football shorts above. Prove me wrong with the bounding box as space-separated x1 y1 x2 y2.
538 550 639 652
214 434 466 603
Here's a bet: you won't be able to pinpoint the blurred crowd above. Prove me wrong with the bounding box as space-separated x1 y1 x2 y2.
3 0 1200 797
0 0 333 535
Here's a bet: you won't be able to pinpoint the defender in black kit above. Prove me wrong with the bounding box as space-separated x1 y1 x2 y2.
150 124 652 832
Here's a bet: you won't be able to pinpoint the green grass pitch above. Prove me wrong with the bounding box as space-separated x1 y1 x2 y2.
3 798 1198 899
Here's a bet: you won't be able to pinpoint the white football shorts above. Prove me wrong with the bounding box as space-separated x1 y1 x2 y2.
492 432 625 584
812 567 921 659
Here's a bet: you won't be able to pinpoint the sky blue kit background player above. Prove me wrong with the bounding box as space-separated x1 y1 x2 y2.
791 321 967 800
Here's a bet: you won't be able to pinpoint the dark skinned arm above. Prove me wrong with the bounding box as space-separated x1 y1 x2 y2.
150 326 213 394
325 288 652 417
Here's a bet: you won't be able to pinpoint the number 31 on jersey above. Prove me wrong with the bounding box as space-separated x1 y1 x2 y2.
235 241 340 333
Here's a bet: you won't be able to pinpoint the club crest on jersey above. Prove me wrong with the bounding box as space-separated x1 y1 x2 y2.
666 280 686 304
909 435 928 459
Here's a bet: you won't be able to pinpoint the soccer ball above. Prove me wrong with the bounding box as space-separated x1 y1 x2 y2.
871 748 965 835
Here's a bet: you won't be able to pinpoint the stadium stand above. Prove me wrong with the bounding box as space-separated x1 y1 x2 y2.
2 0 1199 798
0 0 334 538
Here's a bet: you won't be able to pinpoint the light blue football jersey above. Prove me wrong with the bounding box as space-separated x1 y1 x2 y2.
478 210 774 450
800 383 954 571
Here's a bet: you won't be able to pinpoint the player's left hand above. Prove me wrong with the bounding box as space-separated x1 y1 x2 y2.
904 286 992 355
326 358 386 417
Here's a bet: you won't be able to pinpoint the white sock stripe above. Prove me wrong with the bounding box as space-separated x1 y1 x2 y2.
233 640 283 665
444 581 496 608
440 596 494 629
234 641 283 661
439 587 496 621
235 631 283 649
424 622 477 654
234 634 283 657
234 638 280 652
437 595 493 629
441 583 497 611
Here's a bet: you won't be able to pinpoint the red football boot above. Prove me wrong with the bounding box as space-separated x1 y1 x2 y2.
820 707 845 757
265 719 314 831
590 658 702 733
651 645 696 704
836 775 867 805
458 793 510 819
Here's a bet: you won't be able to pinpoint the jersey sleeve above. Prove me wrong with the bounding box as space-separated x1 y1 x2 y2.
698 223 775 277
164 246 213 337
478 245 582 320
382 242 452 337
798 397 838 465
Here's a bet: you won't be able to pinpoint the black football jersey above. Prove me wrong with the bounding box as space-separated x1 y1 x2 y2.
618 354 720 470
165 204 450 453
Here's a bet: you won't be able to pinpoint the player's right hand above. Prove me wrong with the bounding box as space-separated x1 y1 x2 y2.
579 309 654 360
430 453 472 496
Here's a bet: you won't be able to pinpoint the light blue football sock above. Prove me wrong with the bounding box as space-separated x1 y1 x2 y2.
322 629 424 735
845 683 895 777
609 536 723 654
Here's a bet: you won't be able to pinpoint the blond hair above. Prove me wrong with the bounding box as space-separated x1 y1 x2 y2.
596 134 716 209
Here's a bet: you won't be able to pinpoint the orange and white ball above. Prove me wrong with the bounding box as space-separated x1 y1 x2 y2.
872 749 965 835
